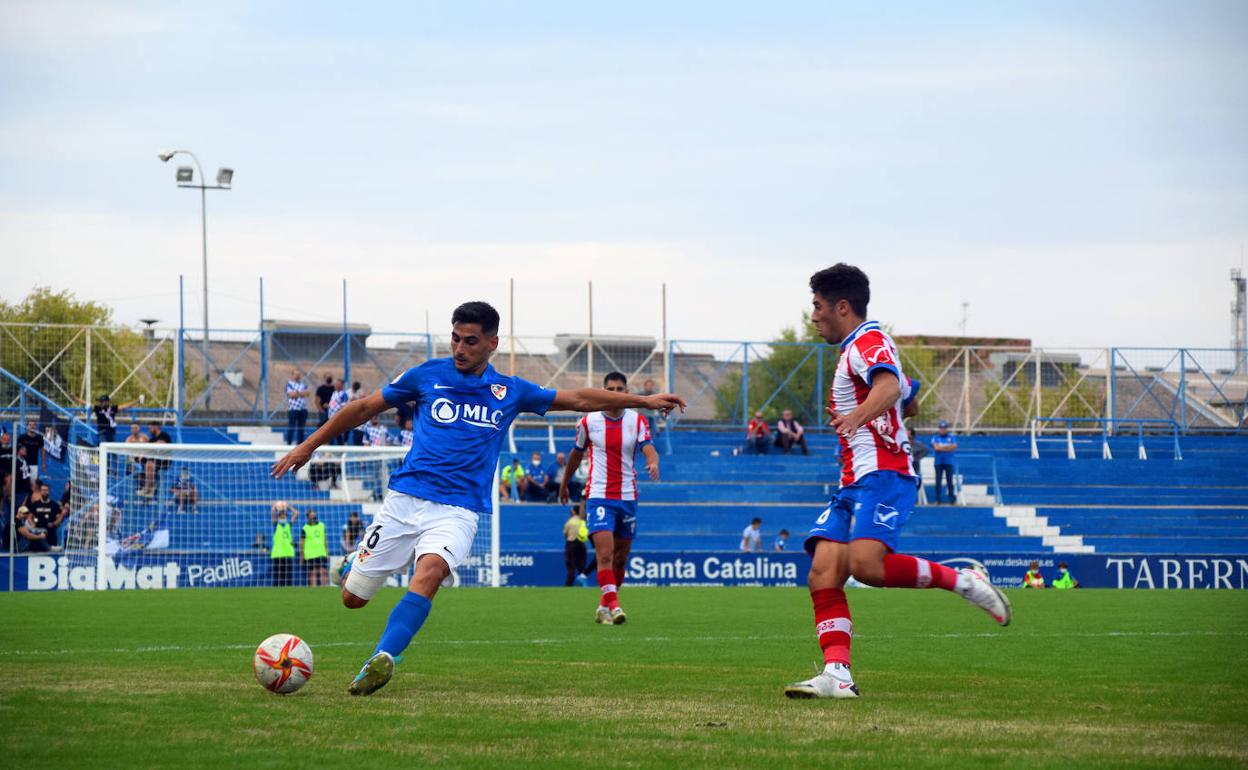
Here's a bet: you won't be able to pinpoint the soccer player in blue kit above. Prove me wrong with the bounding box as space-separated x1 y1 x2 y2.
272 302 685 696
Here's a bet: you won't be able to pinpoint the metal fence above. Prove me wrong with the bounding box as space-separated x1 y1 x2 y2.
1 320 1245 434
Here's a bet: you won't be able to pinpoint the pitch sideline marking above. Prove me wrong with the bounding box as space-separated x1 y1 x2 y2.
2 629 1245 658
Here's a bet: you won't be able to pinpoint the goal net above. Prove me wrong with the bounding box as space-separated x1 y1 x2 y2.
50 443 501 591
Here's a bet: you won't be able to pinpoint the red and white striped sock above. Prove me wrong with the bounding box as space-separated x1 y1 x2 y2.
811 587 852 666
882 553 959 591
597 569 619 610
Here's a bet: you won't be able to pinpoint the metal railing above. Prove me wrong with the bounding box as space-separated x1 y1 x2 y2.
1030 417 1183 461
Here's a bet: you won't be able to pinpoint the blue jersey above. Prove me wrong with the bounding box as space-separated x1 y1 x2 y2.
931 433 957 465
382 359 557 513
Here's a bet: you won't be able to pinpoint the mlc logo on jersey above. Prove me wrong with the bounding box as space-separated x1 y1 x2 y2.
430 398 504 429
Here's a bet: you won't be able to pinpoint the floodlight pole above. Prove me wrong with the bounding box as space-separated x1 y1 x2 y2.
160 149 231 408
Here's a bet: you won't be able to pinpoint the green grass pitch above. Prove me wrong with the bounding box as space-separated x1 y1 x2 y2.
2 586 1246 769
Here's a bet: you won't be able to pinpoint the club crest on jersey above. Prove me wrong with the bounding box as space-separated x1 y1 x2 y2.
491 384 507 401
862 343 895 365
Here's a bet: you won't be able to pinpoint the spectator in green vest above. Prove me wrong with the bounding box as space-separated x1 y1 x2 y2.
1052 562 1079 589
302 509 330 586
499 458 526 502
1022 560 1045 589
270 501 299 587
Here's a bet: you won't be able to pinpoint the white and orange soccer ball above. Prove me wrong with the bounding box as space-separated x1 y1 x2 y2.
253 633 314 694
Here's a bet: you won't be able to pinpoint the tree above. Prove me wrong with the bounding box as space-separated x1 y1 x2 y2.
0 287 196 412
714 313 836 425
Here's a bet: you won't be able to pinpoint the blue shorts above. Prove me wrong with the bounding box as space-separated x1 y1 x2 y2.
586 499 637 541
804 471 917 554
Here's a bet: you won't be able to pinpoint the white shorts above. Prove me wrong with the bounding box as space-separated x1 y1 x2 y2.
350 490 478 581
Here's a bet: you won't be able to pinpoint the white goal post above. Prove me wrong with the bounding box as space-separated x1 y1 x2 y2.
52 443 502 591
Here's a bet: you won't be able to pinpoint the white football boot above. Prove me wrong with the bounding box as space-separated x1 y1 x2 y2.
348 651 395 696
594 606 613 625
784 663 860 699
610 607 627 625
957 568 1012 626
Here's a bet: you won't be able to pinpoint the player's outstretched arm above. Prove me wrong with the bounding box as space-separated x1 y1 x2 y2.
549 388 686 416
270 392 389 478
558 448 586 504
828 372 901 437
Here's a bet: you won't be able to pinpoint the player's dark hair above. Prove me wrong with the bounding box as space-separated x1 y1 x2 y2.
451 301 501 336
603 371 627 388
751 517 762 525
809 263 870 317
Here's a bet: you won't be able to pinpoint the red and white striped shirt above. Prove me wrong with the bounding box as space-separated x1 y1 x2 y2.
574 409 653 501
832 321 916 487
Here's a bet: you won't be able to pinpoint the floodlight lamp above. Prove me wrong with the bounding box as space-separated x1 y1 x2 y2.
176 166 194 183
158 150 176 162
216 167 233 186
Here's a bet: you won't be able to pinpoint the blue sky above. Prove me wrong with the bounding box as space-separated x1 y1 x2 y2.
1 1 1245 347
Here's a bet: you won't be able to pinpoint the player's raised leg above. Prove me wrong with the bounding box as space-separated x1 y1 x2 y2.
850 538 1011 625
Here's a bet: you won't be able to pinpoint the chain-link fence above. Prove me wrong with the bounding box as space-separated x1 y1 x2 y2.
2 322 1244 433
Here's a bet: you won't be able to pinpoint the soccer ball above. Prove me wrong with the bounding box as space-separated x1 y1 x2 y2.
253 633 314 694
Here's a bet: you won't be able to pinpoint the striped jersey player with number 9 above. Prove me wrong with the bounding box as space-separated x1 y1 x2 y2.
270 301 686 697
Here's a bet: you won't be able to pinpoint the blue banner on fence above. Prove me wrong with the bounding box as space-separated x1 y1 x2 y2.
3 551 1246 591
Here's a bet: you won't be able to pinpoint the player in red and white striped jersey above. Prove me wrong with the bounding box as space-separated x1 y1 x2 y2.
560 371 659 625
785 264 1012 701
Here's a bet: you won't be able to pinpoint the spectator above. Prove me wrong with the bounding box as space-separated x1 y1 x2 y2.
137 422 173 498
562 503 592 586
17 420 45 478
170 469 198 514
553 451 583 503
270 502 299 587
524 451 549 502
365 415 389 447
124 422 147 443
0 429 10 471
341 511 365 553
931 419 958 504
15 505 49 553
328 378 350 445
315 373 335 429
120 503 173 550
399 418 414 447
284 369 310 445
85 394 138 445
250 532 268 553
307 459 341 490
20 481 66 551
348 381 365 445
543 452 565 501
774 410 809 455
302 509 330 586
0 467 11 552
1052 562 1080 589
774 528 790 551
745 411 770 454
740 517 763 552
42 424 64 464
1023 560 1046 589
500 458 526 502
12 445 33 502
